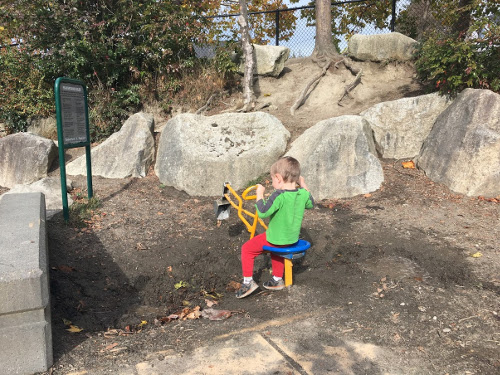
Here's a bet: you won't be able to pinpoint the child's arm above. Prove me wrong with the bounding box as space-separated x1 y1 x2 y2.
298 176 309 191
299 177 314 208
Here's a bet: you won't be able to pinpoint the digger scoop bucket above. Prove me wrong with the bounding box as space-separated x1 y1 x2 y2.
214 183 231 220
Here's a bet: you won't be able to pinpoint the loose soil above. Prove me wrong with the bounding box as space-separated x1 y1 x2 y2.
35 58 500 374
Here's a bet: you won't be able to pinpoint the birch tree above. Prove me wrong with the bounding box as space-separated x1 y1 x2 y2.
238 0 255 111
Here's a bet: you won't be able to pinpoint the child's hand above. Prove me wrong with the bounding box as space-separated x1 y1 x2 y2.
256 184 265 195
256 184 265 200
298 176 309 191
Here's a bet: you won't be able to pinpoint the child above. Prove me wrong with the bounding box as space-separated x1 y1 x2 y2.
236 156 314 298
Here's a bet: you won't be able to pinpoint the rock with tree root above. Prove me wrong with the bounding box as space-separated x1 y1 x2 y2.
3 177 73 218
0 133 57 188
361 93 453 159
155 112 290 196
286 115 384 200
238 44 290 77
417 89 500 198
27 116 58 140
348 32 417 62
66 112 155 179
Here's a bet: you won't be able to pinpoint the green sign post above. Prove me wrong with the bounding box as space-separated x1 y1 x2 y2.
54 77 93 221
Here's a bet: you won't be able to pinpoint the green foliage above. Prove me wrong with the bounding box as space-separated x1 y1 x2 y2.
414 0 500 97
0 45 53 133
1 0 201 137
416 36 500 97
212 43 240 78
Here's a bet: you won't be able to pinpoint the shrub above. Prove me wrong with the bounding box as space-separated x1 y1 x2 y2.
413 0 500 97
416 35 500 97
0 45 53 134
1 0 202 137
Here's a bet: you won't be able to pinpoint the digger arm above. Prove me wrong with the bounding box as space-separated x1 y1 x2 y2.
223 184 267 239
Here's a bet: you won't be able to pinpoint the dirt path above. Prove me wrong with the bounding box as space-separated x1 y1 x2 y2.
45 160 499 374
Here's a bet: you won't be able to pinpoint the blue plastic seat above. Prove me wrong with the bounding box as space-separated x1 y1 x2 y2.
263 239 311 286
263 239 311 259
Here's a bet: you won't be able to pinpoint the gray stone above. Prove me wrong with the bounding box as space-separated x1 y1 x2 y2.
286 115 384 200
27 116 58 140
238 44 290 77
0 193 53 374
418 89 500 197
0 122 6 137
155 112 290 196
361 93 452 159
66 112 155 178
348 32 417 62
4 177 73 218
0 133 57 188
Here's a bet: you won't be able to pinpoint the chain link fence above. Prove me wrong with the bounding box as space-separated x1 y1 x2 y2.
197 0 411 58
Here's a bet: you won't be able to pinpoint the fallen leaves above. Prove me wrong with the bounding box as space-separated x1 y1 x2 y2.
100 342 128 354
155 306 202 325
205 298 218 308
174 280 188 289
470 251 482 258
372 277 398 299
136 242 147 251
477 196 500 203
201 308 232 321
402 160 415 169
63 318 84 333
103 328 133 338
226 280 241 292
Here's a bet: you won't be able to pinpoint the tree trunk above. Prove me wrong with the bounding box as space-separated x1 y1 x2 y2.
238 0 255 112
453 0 473 38
311 0 341 66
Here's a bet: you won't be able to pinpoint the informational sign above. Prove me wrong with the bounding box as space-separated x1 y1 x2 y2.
59 82 88 144
55 77 93 221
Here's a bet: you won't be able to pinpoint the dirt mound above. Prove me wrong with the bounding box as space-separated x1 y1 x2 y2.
214 58 424 142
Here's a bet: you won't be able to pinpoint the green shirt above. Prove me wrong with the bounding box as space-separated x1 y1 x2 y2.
256 188 314 245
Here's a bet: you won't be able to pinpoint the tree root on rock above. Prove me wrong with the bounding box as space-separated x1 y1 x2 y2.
290 59 336 116
195 90 229 115
290 57 363 114
338 59 363 106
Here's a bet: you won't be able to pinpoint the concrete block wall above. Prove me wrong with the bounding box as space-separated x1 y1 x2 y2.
0 193 53 374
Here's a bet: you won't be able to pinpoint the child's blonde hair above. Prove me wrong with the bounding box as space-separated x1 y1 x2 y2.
271 156 301 183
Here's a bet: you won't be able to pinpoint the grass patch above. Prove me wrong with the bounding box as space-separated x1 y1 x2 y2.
69 196 102 227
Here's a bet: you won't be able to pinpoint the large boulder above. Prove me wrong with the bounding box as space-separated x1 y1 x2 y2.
0 133 57 188
361 93 452 159
155 112 290 196
66 112 155 178
348 32 417 62
27 116 58 140
418 89 500 198
286 115 384 200
238 44 290 77
4 177 73 218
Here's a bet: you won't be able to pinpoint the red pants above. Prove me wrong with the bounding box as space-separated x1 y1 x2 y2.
241 233 284 278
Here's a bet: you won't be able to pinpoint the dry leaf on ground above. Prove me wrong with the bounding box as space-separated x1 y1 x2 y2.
201 308 232 321
402 161 415 169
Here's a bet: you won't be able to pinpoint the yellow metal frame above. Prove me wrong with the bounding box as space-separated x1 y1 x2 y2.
223 184 267 239
223 183 294 286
